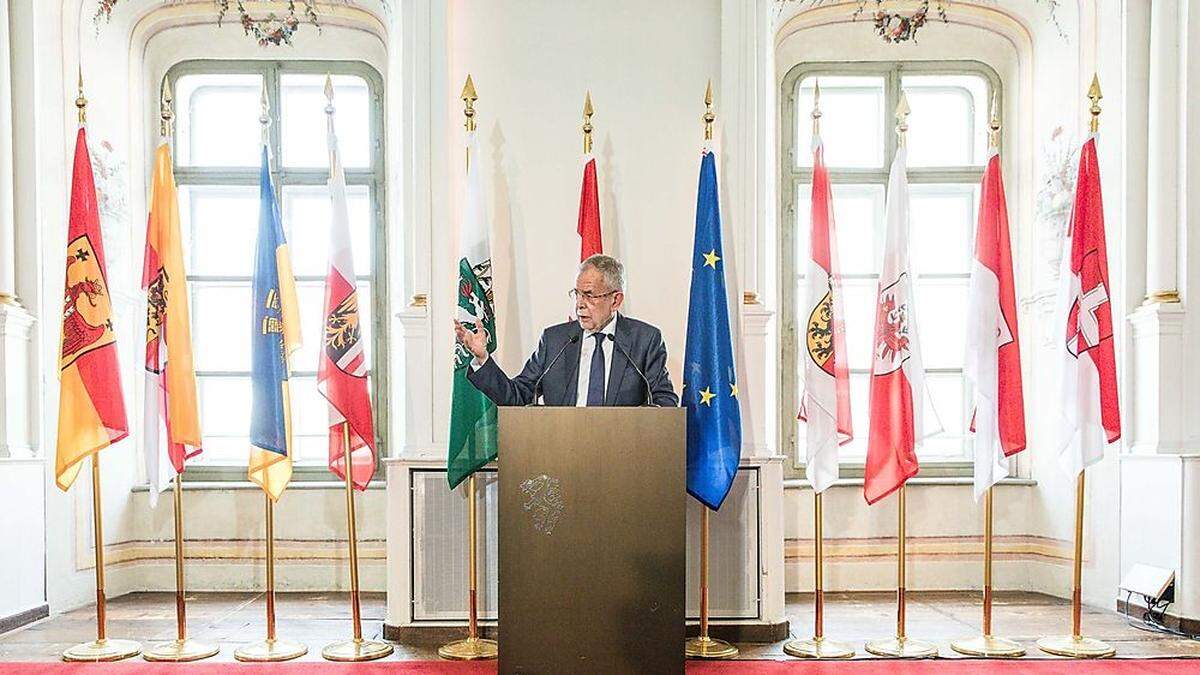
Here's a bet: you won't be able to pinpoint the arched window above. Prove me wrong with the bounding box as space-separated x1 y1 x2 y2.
168 60 387 481
781 61 1001 478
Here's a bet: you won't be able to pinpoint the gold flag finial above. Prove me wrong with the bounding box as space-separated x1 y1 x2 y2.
1088 74 1102 133
159 74 174 139
583 91 594 154
812 79 822 137
895 90 910 148
76 66 87 125
704 80 715 141
461 74 477 132
988 91 1000 149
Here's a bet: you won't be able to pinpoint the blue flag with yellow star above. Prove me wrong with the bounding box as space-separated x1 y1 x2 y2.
684 149 742 511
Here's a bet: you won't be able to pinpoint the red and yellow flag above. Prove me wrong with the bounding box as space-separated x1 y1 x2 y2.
143 141 202 504
56 127 129 491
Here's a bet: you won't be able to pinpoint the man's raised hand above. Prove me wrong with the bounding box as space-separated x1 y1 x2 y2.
454 319 489 361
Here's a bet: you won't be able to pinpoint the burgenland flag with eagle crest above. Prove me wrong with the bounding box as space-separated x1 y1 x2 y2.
142 137 202 507
863 145 934 505
1055 134 1120 476
56 125 129 491
798 130 853 494
447 129 497 489
249 144 301 501
319 80 376 491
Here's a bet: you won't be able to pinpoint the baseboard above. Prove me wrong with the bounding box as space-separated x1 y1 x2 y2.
686 620 790 643
383 619 789 645
0 604 49 635
1117 597 1200 635
383 622 499 644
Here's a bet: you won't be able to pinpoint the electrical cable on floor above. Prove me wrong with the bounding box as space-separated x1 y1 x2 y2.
1122 589 1200 641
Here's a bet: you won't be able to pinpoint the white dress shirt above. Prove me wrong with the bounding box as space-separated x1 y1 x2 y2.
575 315 617 406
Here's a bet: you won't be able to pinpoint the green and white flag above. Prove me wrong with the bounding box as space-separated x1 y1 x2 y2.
447 131 497 489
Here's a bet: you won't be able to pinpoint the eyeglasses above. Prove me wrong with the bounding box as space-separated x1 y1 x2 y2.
568 288 619 303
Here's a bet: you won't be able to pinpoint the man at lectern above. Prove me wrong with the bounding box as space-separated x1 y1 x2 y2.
454 254 679 407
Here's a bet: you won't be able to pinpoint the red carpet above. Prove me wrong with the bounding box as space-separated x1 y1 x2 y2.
4 659 1200 674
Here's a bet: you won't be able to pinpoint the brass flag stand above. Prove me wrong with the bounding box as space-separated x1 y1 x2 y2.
684 86 737 661
864 486 936 657
324 425 393 661
685 508 738 659
784 493 854 658
784 80 854 661
1036 77 1114 660
143 74 218 666
61 73 140 664
950 96 1024 660
950 487 1024 657
864 96 936 660
234 84 307 664
63 454 142 662
439 75 497 662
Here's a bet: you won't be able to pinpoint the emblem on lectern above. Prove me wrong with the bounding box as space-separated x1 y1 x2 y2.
520 474 564 535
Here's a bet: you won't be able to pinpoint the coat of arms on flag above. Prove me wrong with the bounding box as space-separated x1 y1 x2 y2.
62 236 116 367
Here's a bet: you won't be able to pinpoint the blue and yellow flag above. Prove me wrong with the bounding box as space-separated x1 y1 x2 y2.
684 149 742 511
249 146 301 501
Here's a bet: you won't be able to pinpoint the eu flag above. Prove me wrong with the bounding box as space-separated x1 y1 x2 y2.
249 145 301 501
684 149 742 511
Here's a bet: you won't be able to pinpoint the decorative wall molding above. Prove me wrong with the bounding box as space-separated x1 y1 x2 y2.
785 534 1075 565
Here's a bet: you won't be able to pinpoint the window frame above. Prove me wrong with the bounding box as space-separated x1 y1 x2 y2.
166 59 388 483
778 60 1002 480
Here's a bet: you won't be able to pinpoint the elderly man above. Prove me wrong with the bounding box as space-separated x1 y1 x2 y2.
454 254 678 407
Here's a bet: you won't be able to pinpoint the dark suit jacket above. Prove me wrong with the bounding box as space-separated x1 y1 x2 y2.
466 314 679 407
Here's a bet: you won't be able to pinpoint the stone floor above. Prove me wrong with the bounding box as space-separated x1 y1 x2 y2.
1 591 1198 662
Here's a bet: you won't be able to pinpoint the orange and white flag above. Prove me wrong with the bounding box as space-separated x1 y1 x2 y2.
142 140 202 506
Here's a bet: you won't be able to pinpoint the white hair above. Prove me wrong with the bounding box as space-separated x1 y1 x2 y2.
579 254 625 292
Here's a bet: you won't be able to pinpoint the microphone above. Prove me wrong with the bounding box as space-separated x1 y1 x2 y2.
528 333 581 406
606 333 658 407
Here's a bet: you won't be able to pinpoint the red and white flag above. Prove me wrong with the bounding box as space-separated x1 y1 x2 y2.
966 149 1026 500
798 136 852 494
319 79 376 490
578 154 602 260
864 147 929 505
1056 136 1120 476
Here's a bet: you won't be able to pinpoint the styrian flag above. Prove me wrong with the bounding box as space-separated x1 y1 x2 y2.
966 148 1026 500
1055 135 1120 476
798 134 852 494
319 78 376 491
863 146 928 505
142 140 202 506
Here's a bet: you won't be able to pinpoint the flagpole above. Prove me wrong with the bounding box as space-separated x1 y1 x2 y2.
440 74 497 662
1036 75 1114 660
951 96 1024 659
785 81 853 660
685 82 737 661
143 74 218 664
62 72 140 664
235 83 307 663
865 93 936 660
324 423 393 661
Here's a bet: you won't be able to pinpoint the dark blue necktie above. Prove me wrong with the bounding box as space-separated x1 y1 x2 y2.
586 333 606 406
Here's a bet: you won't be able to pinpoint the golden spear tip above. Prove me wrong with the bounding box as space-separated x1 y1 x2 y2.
75 66 87 123
461 74 477 103
584 91 594 118
1088 73 1102 101
812 79 822 119
1088 73 1102 133
704 79 712 107
896 91 911 119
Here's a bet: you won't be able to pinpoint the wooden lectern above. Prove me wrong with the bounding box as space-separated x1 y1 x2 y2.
498 407 685 674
